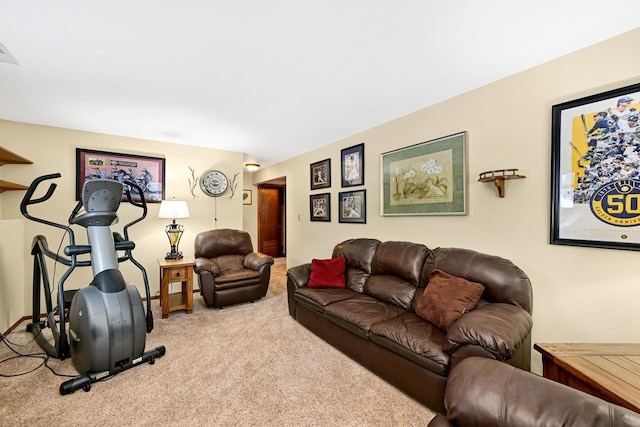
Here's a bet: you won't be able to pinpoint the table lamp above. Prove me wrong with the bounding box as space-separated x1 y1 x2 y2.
158 198 190 259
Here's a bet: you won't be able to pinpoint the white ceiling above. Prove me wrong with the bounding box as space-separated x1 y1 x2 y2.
1 2 638 167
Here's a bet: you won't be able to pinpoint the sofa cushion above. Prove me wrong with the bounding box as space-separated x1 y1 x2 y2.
324 294 405 339
432 247 532 313
309 257 346 288
332 238 380 274
365 274 417 310
333 238 381 292
372 241 430 286
416 269 484 331
370 312 449 376
294 287 359 313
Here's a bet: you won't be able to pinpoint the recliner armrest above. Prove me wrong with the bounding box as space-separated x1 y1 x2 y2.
194 257 221 276
244 252 275 270
443 303 532 360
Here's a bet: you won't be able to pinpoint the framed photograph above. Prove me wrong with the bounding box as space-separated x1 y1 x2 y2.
310 158 331 190
380 132 466 216
310 193 331 222
242 189 252 205
341 143 364 187
551 82 640 250
76 148 165 203
339 190 366 223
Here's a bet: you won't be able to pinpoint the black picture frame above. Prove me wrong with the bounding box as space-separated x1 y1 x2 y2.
341 143 364 187
339 190 366 224
76 148 166 203
551 82 640 250
310 158 331 190
310 193 331 222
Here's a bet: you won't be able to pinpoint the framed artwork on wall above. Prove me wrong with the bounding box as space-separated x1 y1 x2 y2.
310 158 331 190
341 143 364 187
551 82 640 250
338 189 366 224
76 148 165 203
380 132 466 216
242 189 252 205
310 193 331 222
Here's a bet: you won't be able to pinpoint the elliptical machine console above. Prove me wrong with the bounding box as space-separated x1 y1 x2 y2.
20 173 165 394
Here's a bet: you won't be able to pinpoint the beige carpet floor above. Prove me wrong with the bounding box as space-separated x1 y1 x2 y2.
0 258 435 426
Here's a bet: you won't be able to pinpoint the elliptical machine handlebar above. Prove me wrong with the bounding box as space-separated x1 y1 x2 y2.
20 173 70 233
21 173 61 209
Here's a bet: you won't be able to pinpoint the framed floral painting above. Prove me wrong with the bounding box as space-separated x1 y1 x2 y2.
380 132 466 215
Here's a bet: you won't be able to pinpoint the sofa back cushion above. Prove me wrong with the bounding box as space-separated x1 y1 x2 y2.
332 238 381 292
429 247 532 313
362 241 430 309
372 241 430 285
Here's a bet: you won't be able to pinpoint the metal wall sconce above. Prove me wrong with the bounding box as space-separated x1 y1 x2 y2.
478 169 526 198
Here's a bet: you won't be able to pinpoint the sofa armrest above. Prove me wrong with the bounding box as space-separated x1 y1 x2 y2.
286 263 311 289
443 357 640 427
245 252 275 270
443 303 532 360
427 414 453 427
194 257 220 276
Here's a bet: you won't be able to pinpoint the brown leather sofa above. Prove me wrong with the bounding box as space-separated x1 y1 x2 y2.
429 357 640 427
287 238 533 414
194 229 274 308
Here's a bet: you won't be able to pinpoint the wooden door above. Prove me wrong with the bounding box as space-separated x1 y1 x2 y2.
258 185 284 257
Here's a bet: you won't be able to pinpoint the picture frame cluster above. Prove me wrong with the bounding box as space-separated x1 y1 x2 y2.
309 143 366 223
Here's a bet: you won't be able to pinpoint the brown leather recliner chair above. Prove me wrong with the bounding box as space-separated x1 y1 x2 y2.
429 357 640 427
194 229 274 308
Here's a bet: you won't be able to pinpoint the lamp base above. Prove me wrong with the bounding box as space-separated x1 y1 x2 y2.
164 251 183 260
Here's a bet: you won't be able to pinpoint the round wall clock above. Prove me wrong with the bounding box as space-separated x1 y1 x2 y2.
200 169 229 197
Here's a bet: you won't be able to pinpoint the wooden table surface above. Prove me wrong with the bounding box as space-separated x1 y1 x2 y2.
534 343 640 413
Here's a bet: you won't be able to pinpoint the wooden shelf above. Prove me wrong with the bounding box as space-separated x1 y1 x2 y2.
0 147 33 166
0 146 33 192
478 168 525 198
0 180 29 193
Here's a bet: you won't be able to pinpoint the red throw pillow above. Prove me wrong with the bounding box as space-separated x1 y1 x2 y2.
308 257 346 288
415 269 484 331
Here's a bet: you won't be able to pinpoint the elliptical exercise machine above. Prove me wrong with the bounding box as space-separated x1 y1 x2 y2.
20 173 165 395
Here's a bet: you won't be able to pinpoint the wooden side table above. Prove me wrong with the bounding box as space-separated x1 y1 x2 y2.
535 342 640 413
158 257 195 319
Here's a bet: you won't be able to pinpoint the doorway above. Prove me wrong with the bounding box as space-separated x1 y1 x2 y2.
257 177 286 258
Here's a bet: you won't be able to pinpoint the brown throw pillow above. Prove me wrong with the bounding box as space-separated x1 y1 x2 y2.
415 269 484 331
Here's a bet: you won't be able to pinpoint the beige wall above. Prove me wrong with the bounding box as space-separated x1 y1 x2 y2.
0 121 244 332
253 28 640 373
242 172 259 246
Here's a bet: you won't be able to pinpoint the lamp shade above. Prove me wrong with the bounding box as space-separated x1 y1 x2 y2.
158 199 190 219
